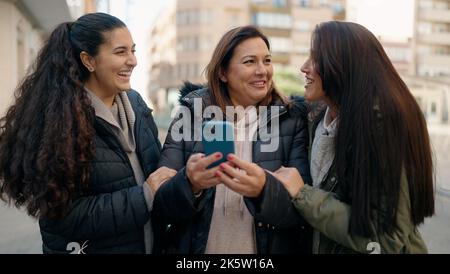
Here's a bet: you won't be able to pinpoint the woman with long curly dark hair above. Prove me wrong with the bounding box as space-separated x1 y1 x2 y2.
0 13 174 254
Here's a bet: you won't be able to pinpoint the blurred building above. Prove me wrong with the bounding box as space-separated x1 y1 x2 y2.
0 0 89 117
410 0 450 124
413 0 450 78
379 37 414 76
407 76 450 124
148 0 345 112
93 0 134 23
346 0 449 124
148 2 177 112
346 0 416 76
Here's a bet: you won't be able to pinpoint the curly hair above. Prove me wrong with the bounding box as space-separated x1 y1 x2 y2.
0 13 126 219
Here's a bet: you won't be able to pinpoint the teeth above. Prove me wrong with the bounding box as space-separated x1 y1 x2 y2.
305 77 313 85
118 71 132 77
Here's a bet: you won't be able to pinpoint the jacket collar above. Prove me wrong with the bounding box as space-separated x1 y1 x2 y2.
178 83 289 128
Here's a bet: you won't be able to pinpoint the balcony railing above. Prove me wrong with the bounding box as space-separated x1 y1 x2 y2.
419 32 450 46
419 9 450 23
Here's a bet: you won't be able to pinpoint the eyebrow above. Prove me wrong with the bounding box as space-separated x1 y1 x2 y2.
113 44 136 51
242 54 272 59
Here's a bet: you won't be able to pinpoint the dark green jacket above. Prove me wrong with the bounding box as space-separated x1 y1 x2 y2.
290 101 428 254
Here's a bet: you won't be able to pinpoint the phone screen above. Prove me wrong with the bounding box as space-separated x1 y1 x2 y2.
202 120 235 168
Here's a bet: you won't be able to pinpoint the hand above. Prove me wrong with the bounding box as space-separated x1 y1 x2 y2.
271 166 304 198
216 154 266 198
186 152 223 194
146 166 177 194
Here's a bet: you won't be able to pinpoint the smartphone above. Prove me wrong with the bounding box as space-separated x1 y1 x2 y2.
202 120 235 168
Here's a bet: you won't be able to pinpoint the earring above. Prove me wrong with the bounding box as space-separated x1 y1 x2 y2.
88 67 94 72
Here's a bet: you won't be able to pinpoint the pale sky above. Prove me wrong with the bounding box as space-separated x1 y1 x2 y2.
346 0 415 40
102 0 172 107
127 0 172 107
107 0 415 104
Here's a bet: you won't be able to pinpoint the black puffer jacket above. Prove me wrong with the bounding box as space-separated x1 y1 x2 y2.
152 83 312 254
39 90 161 254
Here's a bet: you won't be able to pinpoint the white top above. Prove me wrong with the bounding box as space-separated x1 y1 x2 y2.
205 107 258 254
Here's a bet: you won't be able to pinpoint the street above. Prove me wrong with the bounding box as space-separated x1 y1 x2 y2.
0 128 449 254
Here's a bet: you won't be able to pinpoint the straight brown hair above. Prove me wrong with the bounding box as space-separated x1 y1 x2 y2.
205 25 287 113
311 21 435 236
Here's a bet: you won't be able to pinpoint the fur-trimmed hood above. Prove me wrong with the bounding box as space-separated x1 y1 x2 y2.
178 82 205 102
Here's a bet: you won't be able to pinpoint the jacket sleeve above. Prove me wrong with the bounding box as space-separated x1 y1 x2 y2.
245 109 310 228
291 175 427 254
39 185 150 241
287 101 312 186
153 114 211 224
245 171 305 228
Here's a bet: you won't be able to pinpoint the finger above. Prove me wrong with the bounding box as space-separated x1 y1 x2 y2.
219 163 249 183
226 161 238 168
201 177 222 188
274 166 287 173
167 169 178 176
156 167 177 177
161 166 177 173
198 166 221 181
266 169 276 176
189 153 206 163
268 170 284 182
275 166 293 175
160 177 171 185
196 152 223 170
215 170 247 194
226 154 258 175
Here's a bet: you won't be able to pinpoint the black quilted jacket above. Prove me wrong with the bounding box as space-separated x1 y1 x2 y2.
39 90 161 254
152 83 312 254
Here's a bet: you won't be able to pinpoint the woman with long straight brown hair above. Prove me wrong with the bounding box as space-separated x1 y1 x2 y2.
273 21 435 253
152 25 312 254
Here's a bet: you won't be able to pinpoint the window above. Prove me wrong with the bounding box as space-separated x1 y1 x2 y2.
253 12 292 29
298 0 310 7
96 0 110 13
177 10 211 25
177 11 187 25
418 22 432 35
200 37 213 50
384 47 410 62
269 36 292 53
296 44 310 54
319 0 328 7
419 0 432 10
227 12 242 28
431 102 437 114
333 3 344 13
272 0 287 7
295 21 310 31
200 10 213 24
177 37 199 51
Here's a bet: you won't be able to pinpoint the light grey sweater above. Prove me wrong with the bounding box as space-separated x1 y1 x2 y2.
310 107 338 187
